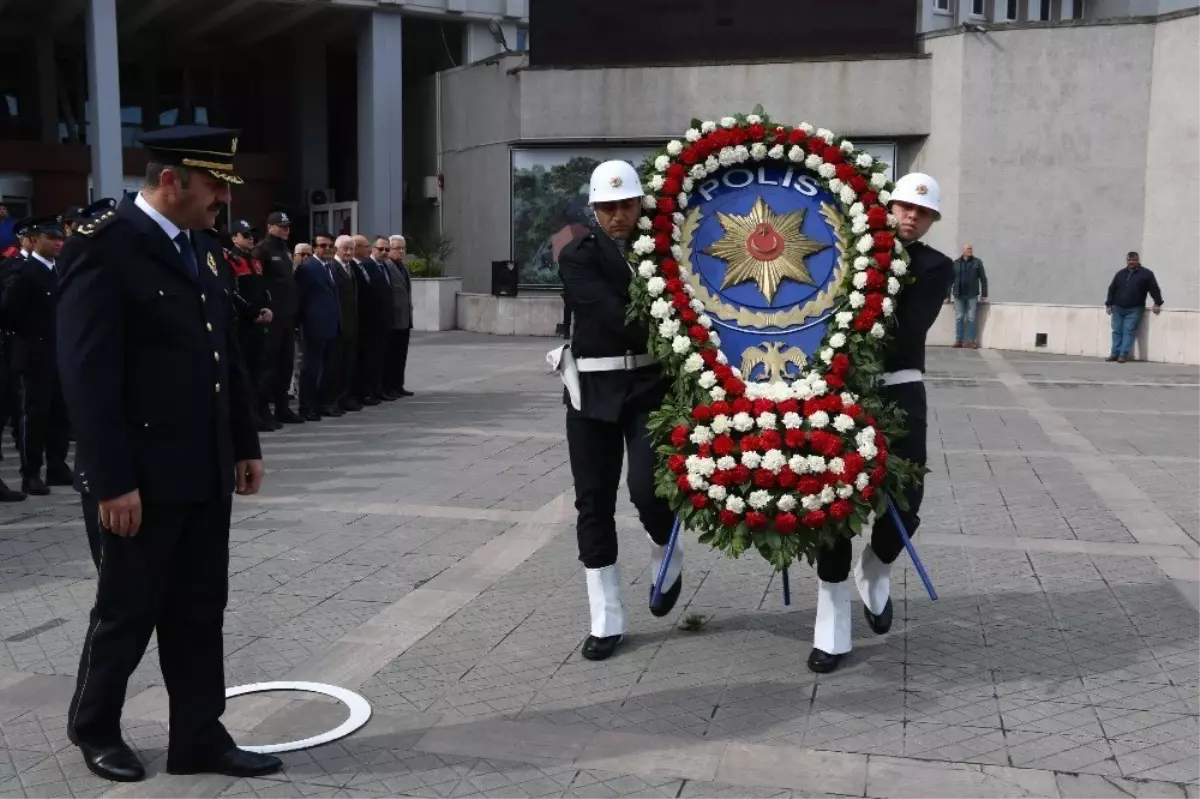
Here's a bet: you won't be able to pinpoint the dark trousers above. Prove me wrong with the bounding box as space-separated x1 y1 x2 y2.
264 316 296 411
69 495 234 762
238 325 267 415
356 327 387 400
329 332 358 406
817 381 928 583
567 409 675 569
300 336 336 412
384 328 411 392
16 369 69 479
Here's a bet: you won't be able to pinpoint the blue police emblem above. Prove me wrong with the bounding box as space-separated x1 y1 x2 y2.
681 163 846 382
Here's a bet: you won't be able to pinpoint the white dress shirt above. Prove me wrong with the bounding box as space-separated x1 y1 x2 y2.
135 192 187 252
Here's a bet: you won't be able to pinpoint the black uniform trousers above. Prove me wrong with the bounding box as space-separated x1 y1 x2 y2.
817 381 928 583
70 494 235 762
264 315 297 411
567 408 675 569
329 332 358 406
356 330 387 400
300 335 337 412
384 329 411 393
238 324 267 414
16 366 69 479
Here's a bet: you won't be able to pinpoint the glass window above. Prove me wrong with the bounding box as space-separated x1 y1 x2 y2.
119 64 145 145
156 67 183 132
934 0 951 11
970 0 985 16
1002 0 1018 19
1070 0 1085 18
516 27 528 51
1038 0 1051 20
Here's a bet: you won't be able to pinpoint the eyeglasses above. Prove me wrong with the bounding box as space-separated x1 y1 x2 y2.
315 242 332 249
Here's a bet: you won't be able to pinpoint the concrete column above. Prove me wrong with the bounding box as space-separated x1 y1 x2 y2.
462 20 518 64
35 35 58 143
357 11 403 236
294 40 329 196
86 0 123 201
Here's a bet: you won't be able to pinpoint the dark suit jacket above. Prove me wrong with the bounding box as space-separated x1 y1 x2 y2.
353 258 391 334
559 230 665 423
295 257 341 341
1 254 58 374
332 258 359 339
55 196 261 503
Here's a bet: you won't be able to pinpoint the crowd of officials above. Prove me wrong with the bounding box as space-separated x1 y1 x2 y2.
0 200 416 504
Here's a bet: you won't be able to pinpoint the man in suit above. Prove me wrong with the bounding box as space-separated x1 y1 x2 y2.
362 236 396 402
1 216 70 495
558 161 681 662
328 235 361 412
295 233 342 420
350 234 387 405
384 235 415 398
56 126 280 782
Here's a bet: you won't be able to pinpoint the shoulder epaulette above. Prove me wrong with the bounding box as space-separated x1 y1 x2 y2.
75 209 118 238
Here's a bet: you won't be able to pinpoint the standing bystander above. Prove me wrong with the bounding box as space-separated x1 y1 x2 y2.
949 244 988 349
1105 251 1163 363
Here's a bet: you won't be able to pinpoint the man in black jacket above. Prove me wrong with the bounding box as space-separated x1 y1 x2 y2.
1105 252 1163 363
255 211 302 425
353 234 392 405
557 160 681 662
329 235 362 412
56 126 279 782
808 172 955 674
223 220 274 432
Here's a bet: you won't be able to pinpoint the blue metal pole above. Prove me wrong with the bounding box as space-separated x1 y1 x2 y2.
887 495 937 600
650 516 682 610
781 568 791 606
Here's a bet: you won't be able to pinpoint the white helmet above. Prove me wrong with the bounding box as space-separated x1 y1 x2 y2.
589 160 644 204
889 172 941 219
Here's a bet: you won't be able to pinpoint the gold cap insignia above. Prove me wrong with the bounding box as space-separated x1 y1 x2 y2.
207 251 218 276
915 184 928 195
230 137 238 155
609 176 623 188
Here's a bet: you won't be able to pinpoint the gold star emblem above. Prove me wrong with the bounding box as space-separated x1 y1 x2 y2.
916 184 928 195
610 176 623 188
704 196 831 303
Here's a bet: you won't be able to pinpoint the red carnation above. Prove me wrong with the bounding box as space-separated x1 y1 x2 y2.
873 232 895 251
711 400 731 416
853 312 877 332
740 435 761 453
844 403 863 420
713 435 736 457
692 405 713 422
654 233 672 254
875 251 893 269
667 163 686 180
871 465 886 485
861 191 879 207
730 127 747 145
810 431 842 457
663 178 682 196
719 509 741 527
843 453 864 477
760 430 781 450
698 442 712 458
753 399 775 416
671 425 690 447
711 470 731 486
788 129 807 145
652 215 673 234
731 465 752 484
777 467 798 489
802 510 828 528
785 428 806 448
732 397 753 414
676 474 691 492
797 476 823 495
830 500 854 521
699 347 718 365
747 123 766 142
867 206 888 230
754 469 776 489
831 353 850 376
824 146 844 164
658 197 677 214
775 512 798 535
668 454 687 474
745 511 768 530
850 175 869 193
680 149 698 165
713 363 732 381
835 164 856 183
865 270 886 291
671 293 690 310
777 398 799 414
877 447 888 464
824 394 844 412
865 293 884 311
690 493 709 510
661 257 679 273
665 278 684 294
680 308 698 324
724 378 747 396
825 374 845 390
866 415 877 426
862 486 876 501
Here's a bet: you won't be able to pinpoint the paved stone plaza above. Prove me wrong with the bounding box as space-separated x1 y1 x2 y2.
0 333 1196 799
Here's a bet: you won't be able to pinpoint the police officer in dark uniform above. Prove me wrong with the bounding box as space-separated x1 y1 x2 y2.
808 172 955 674
224 220 275 433
255 211 301 426
0 219 31 453
62 205 87 237
56 126 280 782
1 216 70 495
557 160 683 662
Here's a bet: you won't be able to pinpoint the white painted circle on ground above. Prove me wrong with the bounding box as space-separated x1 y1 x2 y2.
225 681 372 754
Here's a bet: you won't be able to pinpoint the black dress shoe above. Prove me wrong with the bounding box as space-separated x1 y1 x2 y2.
361 396 380 406
275 408 304 424
22 477 49 496
863 598 893 635
649 575 682 618
341 399 364 412
256 418 276 432
46 465 73 486
582 634 623 661
380 392 398 402
167 747 282 778
807 648 845 674
398 389 414 397
80 741 145 782
303 411 322 422
0 481 26 502
320 405 345 417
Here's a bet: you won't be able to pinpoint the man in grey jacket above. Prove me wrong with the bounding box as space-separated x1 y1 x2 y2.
383 235 414 397
949 244 988 348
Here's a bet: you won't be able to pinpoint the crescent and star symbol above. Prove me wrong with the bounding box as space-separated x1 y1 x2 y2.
704 196 831 304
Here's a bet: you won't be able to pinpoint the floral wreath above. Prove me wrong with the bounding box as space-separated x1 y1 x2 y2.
627 107 925 570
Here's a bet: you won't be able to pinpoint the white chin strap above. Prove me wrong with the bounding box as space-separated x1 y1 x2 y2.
648 536 683 590
586 565 626 638
814 580 853 655
854 545 892 615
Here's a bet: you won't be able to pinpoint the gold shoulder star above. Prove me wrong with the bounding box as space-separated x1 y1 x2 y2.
704 196 831 303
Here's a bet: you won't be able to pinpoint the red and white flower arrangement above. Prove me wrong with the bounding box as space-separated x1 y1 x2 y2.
629 107 924 569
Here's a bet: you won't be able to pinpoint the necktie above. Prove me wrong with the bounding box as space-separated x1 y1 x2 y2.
378 260 392 286
174 232 197 277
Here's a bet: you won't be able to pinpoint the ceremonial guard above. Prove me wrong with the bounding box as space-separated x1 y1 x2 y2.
808 173 954 673
557 161 683 661
224 220 275 432
1 216 70 495
57 126 279 781
255 211 301 426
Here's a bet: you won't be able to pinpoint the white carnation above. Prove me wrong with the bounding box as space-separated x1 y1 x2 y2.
888 277 901 295
734 145 749 162
646 276 666 297
789 145 805 163
694 457 716 477
689 164 707 181
709 386 726 402
687 473 707 491
756 412 778 430
685 127 701 142
852 272 868 290
683 353 704 373
833 414 856 433
851 219 869 236
725 495 745 513
638 217 653 232
891 261 908 277
720 116 737 128
840 186 858 206
709 331 721 347
858 442 878 460
820 485 836 504
837 485 854 499
732 412 755 432
701 120 717 133
718 148 736 168
829 332 847 348
855 472 870 490
879 189 892 204
768 144 785 160
762 449 787 473
748 490 772 510
882 298 895 316
690 426 713 445
808 410 830 429
829 178 844 193
835 311 854 328
856 153 874 168
816 127 834 143
801 494 822 511
804 153 822 170
717 455 737 471
853 256 871 271
746 113 762 124
657 318 679 338
855 235 874 254
849 291 866 309
850 202 865 218
789 454 809 473
741 451 762 470
705 155 720 172
672 243 685 258
710 414 731 434
697 315 713 330
633 235 655 255
708 485 728 501
811 377 828 396
820 348 834 364
807 455 827 473
840 391 859 404
871 323 886 338
638 261 656 279
671 226 682 242
650 298 672 319
698 371 718 389
777 494 798 512
654 155 671 173
750 143 768 160
648 174 665 192
870 172 888 189
782 411 802 429
840 139 855 153
828 457 846 475
666 140 683 156
673 212 685 225
799 122 814 133
672 335 691 354
818 163 837 179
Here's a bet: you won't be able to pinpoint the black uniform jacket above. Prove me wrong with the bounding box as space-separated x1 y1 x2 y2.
332 259 359 339
885 240 955 374
56 197 261 504
1 254 58 374
255 234 297 319
224 246 271 326
559 230 666 423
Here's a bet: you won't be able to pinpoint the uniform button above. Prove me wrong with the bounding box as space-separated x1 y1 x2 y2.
206 322 213 331
144 422 150 428
201 293 206 301
214 351 220 362
215 382 221 393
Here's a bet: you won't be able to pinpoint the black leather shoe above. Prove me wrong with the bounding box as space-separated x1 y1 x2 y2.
649 575 682 618
341 399 364 412
80 741 145 782
361 396 380 406
582 634 623 661
46 465 73 486
167 747 282 778
275 408 304 424
398 389 414 397
863 598 893 635
807 648 845 674
380 392 398 402
22 477 49 496
302 409 322 422
320 405 344 417
256 417 276 432
0 480 26 502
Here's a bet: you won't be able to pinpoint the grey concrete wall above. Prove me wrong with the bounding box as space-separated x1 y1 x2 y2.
1141 12 1200 309
516 57 932 140
912 33 965 259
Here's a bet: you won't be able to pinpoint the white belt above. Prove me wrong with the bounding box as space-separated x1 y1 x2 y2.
880 369 923 387
576 353 658 373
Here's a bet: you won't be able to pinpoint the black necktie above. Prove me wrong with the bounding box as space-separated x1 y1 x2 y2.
174 232 197 278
